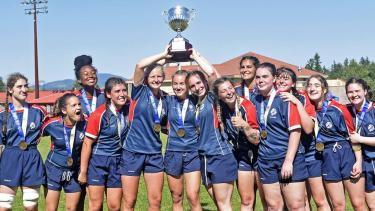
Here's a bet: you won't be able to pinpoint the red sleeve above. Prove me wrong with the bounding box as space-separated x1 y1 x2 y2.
32 104 48 122
302 93 316 118
241 99 259 129
85 110 103 141
288 102 301 131
340 103 355 134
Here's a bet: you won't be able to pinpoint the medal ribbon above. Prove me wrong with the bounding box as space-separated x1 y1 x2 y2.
62 118 76 158
176 97 189 129
352 101 370 134
314 100 330 144
9 103 28 142
259 89 277 131
148 89 162 125
81 89 97 114
109 103 125 138
195 96 207 130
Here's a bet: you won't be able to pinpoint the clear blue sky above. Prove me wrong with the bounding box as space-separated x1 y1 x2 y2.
1 0 374 84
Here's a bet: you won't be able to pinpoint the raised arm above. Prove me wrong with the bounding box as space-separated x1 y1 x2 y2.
190 49 220 83
133 46 172 86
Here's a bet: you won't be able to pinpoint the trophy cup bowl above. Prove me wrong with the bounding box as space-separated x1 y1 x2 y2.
163 6 195 62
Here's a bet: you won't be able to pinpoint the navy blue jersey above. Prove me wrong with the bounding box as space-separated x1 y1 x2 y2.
196 92 232 156
316 100 354 145
221 97 259 160
235 81 257 103
347 102 375 159
85 103 129 156
74 88 106 117
297 92 317 161
124 85 167 154
0 104 47 146
41 117 86 168
253 93 302 160
164 95 198 152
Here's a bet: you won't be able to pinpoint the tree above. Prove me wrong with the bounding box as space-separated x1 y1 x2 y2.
305 53 324 73
0 77 5 92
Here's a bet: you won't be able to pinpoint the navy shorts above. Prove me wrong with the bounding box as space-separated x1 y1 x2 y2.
364 158 375 192
321 141 355 181
45 161 81 193
235 150 258 171
0 146 45 187
164 151 200 177
200 153 238 186
119 150 164 176
258 153 308 184
306 159 322 178
87 154 121 188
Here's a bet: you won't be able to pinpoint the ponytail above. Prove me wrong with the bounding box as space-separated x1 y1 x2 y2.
2 92 10 144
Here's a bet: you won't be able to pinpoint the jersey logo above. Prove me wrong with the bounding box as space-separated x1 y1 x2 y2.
325 122 333 129
368 124 374 132
189 104 194 110
29 122 36 129
79 132 85 139
270 108 277 117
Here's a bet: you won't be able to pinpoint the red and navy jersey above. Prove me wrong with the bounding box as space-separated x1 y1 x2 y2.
235 81 257 102
253 93 302 160
164 95 198 152
41 116 86 168
0 103 47 146
196 92 232 156
317 100 354 145
221 97 259 160
347 102 375 159
85 103 129 156
123 85 167 154
73 88 106 117
297 91 317 161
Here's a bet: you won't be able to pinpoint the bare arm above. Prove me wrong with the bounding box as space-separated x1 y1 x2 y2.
78 136 94 184
133 46 171 86
190 49 220 84
350 132 375 146
281 128 302 179
280 92 314 134
231 116 260 145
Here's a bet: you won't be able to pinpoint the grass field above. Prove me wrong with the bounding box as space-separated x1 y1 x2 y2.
10 135 356 210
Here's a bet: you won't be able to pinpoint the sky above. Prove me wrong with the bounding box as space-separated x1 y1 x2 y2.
0 0 374 84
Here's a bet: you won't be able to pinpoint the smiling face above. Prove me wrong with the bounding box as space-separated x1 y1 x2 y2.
62 96 82 123
346 83 367 108
306 77 326 103
172 74 188 99
147 66 164 91
106 83 128 109
8 78 28 103
188 74 207 99
276 72 295 92
240 59 257 81
79 66 97 87
255 67 275 96
217 81 237 106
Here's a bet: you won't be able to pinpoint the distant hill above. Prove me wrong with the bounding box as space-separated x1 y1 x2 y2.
40 73 126 90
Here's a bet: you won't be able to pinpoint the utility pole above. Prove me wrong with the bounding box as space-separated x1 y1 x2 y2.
21 0 48 99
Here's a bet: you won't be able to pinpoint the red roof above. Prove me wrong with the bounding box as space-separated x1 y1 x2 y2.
162 51 325 81
0 90 72 105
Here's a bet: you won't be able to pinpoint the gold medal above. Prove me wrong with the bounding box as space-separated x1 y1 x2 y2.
260 130 267 139
177 128 185 138
19 141 28 150
153 124 161 133
196 127 200 135
352 144 362 152
67 157 74 167
315 142 325 152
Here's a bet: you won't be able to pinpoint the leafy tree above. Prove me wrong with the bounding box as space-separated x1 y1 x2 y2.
305 53 324 73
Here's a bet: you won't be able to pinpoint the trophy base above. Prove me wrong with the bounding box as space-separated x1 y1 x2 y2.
169 37 193 62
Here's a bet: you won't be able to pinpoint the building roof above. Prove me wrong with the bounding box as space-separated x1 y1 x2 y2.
0 90 71 105
162 51 325 81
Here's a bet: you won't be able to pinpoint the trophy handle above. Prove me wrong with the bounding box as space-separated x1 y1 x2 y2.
189 9 196 21
162 10 169 23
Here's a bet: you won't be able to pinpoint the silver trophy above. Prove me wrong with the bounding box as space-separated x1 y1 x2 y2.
163 6 195 62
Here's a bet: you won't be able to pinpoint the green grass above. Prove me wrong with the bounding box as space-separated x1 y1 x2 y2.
10 135 355 210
